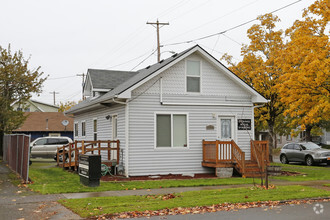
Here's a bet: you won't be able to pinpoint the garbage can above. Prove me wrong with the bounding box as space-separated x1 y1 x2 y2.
79 154 101 187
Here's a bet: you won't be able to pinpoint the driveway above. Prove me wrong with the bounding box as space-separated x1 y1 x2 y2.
0 160 81 220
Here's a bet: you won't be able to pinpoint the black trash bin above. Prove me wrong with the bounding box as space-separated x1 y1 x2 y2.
78 154 101 187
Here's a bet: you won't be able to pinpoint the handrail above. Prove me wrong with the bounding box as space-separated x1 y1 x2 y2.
56 140 120 169
250 140 269 175
231 140 245 175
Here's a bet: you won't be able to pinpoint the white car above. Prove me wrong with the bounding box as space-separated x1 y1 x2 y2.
30 136 73 161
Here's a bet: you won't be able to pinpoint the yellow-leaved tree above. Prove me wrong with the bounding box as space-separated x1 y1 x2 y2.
277 0 329 141
222 14 285 155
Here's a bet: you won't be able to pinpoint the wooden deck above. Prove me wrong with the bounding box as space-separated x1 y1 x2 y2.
202 140 269 177
56 140 120 170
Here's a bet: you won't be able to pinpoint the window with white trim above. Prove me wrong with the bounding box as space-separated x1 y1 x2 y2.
81 121 86 137
156 114 187 148
93 119 97 142
186 60 201 93
74 123 78 137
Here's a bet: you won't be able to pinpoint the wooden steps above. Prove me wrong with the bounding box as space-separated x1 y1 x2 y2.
237 160 263 178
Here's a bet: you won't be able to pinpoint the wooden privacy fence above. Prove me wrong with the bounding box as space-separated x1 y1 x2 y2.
56 140 120 170
2 134 31 183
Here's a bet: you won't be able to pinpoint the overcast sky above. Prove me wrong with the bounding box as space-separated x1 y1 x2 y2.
0 0 315 105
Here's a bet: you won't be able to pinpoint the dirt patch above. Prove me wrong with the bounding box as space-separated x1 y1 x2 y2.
101 173 217 182
280 171 302 176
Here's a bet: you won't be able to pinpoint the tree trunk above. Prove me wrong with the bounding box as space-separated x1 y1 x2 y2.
305 125 312 142
268 124 275 162
0 131 3 158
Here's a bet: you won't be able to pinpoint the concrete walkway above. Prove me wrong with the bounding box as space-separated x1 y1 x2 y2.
61 179 330 199
0 161 81 220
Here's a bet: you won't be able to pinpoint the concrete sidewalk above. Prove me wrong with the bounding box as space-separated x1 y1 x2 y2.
61 179 330 199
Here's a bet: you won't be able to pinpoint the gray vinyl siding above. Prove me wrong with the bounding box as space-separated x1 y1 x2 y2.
128 93 253 176
73 104 126 163
128 52 255 176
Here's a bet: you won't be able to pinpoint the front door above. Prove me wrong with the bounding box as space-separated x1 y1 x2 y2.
218 116 235 141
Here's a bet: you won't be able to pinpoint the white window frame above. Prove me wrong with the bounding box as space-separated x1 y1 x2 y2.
81 121 86 137
74 122 79 137
154 112 189 149
93 118 97 142
185 59 202 94
112 114 118 140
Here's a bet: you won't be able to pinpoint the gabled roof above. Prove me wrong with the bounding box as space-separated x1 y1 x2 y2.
87 69 138 90
13 112 73 132
67 45 267 114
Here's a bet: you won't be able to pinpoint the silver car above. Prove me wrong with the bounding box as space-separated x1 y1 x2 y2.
30 136 73 161
280 142 330 166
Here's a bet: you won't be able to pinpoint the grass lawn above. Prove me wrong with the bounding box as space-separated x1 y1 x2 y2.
59 185 330 218
28 167 254 194
271 163 330 181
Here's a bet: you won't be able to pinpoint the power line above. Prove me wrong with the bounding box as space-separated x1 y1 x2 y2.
47 75 76 80
130 49 158 71
162 0 302 47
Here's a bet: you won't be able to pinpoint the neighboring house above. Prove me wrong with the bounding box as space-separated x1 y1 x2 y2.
258 129 330 148
66 45 267 177
13 112 74 140
12 99 59 112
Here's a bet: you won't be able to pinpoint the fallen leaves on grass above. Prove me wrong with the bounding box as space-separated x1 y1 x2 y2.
92 198 330 219
146 193 178 200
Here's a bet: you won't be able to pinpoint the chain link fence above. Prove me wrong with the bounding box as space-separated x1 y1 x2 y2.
3 134 31 183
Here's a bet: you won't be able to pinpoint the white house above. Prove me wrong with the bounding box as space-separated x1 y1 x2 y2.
66 45 267 177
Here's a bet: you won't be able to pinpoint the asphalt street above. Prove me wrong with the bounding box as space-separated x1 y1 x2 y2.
142 201 330 220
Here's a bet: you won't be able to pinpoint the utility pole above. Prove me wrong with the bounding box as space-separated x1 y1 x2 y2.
147 20 169 62
49 91 59 105
77 73 85 100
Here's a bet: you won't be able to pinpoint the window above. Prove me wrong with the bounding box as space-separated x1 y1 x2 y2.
74 123 78 137
93 119 97 142
156 113 187 148
112 115 117 140
186 60 201 93
81 121 86 137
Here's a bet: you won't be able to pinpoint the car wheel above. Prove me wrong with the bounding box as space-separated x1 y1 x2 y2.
280 155 288 164
305 156 314 166
57 151 68 162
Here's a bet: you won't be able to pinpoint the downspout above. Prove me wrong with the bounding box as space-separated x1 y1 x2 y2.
159 77 163 104
112 97 130 177
124 99 129 177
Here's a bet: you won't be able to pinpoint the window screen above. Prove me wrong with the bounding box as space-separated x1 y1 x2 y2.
156 115 171 147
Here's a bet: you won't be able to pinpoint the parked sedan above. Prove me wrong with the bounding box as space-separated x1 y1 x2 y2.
30 136 73 161
280 142 330 166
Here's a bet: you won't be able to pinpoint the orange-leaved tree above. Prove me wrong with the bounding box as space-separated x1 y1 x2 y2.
222 14 285 154
58 101 78 112
277 0 329 141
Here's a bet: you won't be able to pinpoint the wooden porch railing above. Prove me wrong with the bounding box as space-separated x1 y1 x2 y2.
56 140 120 170
202 140 245 174
231 140 245 175
250 140 269 173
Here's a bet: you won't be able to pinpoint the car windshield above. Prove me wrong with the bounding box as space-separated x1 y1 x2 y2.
300 142 320 150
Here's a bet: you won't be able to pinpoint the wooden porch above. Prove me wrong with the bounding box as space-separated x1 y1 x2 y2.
56 140 120 171
202 140 269 177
